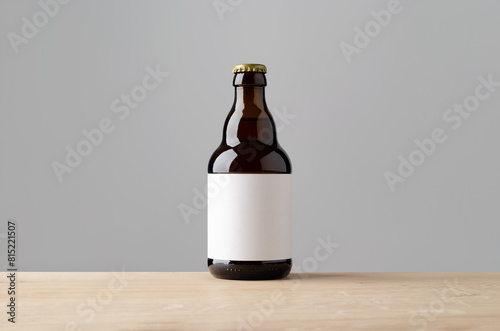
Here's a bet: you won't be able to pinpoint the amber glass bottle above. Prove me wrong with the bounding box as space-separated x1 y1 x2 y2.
207 64 292 280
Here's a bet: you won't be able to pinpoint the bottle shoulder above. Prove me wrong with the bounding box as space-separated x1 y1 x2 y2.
208 142 291 174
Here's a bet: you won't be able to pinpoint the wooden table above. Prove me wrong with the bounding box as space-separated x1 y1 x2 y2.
1 272 499 330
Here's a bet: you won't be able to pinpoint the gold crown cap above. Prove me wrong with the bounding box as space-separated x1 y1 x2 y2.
232 63 267 74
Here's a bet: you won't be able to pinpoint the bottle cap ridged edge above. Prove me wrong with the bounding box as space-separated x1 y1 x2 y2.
232 64 267 74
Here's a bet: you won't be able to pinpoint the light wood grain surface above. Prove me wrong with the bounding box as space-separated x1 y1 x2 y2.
1 272 499 330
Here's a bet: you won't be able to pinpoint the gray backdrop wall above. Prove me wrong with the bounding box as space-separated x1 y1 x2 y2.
1 0 499 272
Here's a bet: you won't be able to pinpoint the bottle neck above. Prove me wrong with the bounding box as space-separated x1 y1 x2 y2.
223 72 277 146
234 86 266 111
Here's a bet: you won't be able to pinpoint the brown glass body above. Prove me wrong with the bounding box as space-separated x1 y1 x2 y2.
208 71 292 280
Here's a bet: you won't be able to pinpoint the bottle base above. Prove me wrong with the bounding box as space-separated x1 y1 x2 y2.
208 258 292 280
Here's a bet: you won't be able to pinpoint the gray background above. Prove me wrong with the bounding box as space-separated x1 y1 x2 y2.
1 0 499 272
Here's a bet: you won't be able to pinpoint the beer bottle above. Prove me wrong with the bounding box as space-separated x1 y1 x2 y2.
207 64 292 280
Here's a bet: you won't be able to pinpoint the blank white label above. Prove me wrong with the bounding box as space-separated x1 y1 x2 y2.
207 174 292 261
